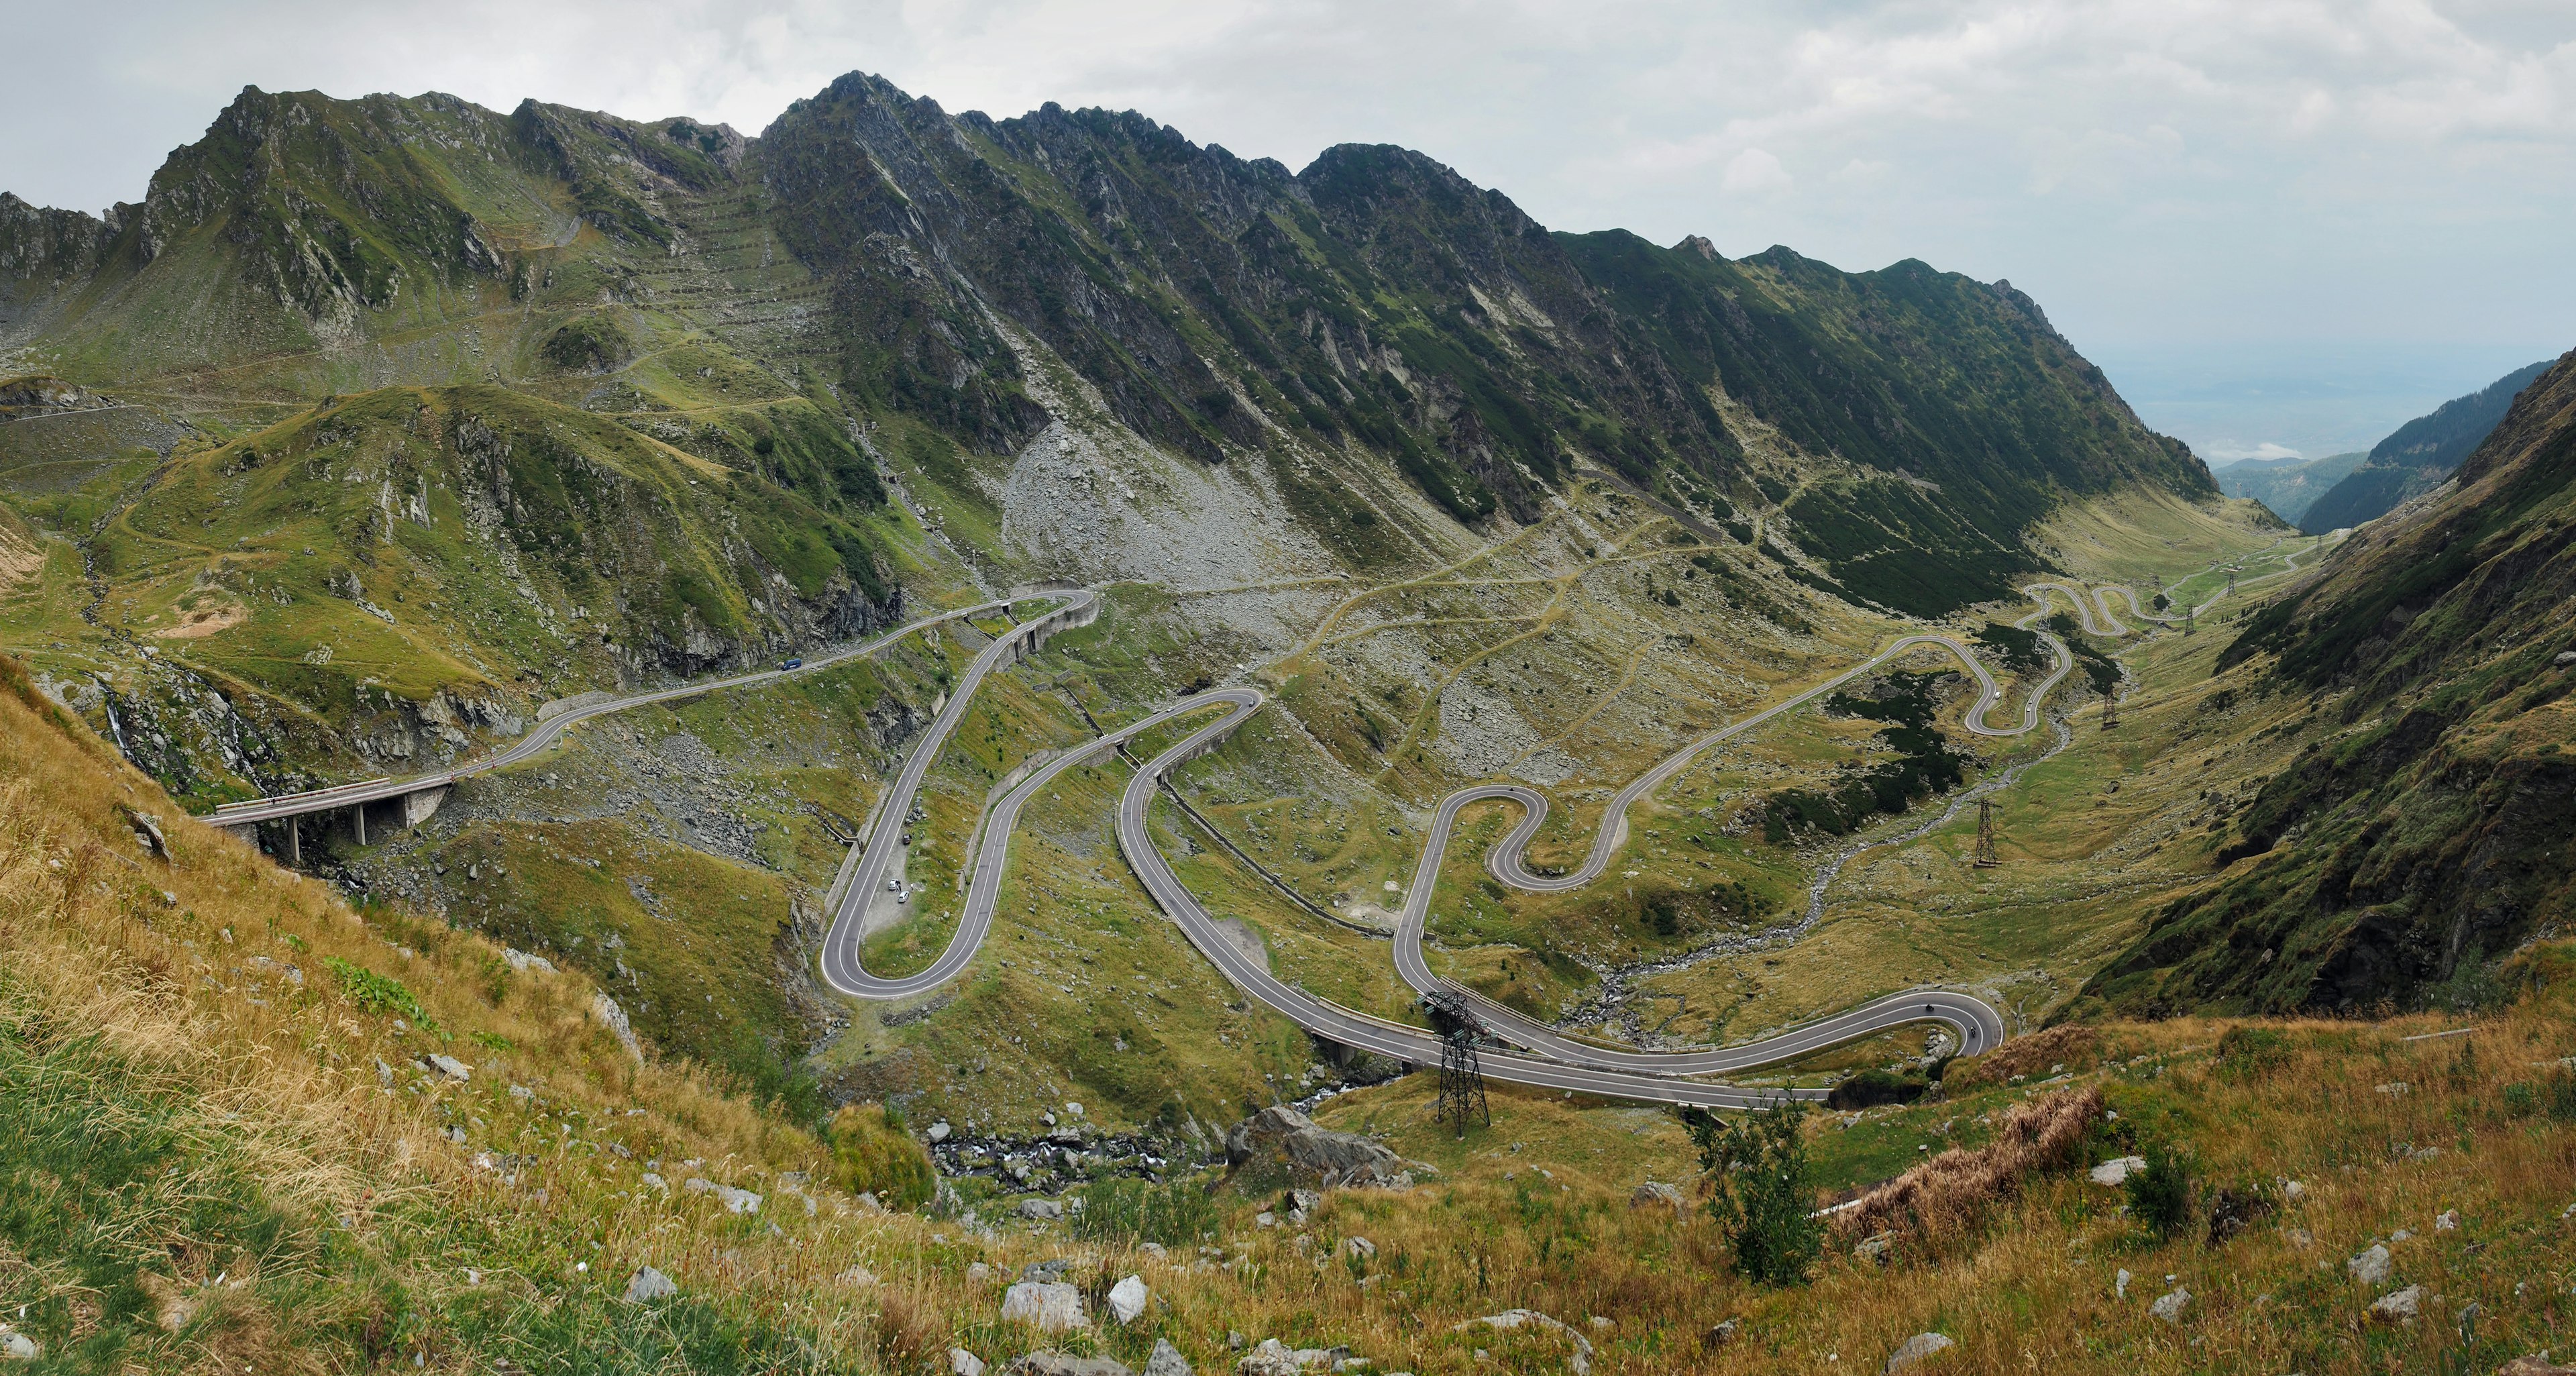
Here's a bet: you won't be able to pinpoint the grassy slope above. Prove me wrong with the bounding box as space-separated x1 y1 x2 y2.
9 646 2576 1374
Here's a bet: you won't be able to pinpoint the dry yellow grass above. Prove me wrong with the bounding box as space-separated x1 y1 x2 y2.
7 646 2576 1373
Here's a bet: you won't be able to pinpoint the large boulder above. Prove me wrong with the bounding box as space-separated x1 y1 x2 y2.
1224 1107 1412 1189
1000 1281 1086 1333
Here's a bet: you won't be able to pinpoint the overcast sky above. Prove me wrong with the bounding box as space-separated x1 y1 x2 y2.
7 0 2573 460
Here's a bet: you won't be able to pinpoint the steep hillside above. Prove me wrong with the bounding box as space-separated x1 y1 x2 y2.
4 78 2211 621
23 383 900 808
2211 451 2363 527
7 645 2576 1374
2298 358 2554 533
2080 350 2576 1016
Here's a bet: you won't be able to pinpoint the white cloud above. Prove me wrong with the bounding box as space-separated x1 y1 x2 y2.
1721 148 1792 193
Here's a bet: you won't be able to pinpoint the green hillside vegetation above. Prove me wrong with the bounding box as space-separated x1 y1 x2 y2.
2297 358 2554 534
2081 350 2576 1015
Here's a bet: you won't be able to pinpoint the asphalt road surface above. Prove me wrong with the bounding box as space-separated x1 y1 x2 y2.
207 592 1084 827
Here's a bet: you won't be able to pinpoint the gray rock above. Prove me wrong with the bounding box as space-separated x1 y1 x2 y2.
2369 1285 2425 1322
950 1350 987 1376
2347 1243 2392 1286
1234 1340 1338 1376
592 992 641 1061
1453 1311 1593 1375
1142 1338 1193 1376
0 1329 37 1361
1020 1259 1071 1283
1005 1353 1131 1376
1342 1236 1376 1261
623 1266 677 1304
1224 1107 1409 1187
2088 1156 2146 1187
1629 1181 1685 1211
1000 1281 1086 1332
1018 1199 1065 1222
502 947 557 973
2114 1268 2131 1300
684 1178 760 1214
1107 1274 1148 1324
1884 1331 1953 1372
930 1121 953 1143
2150 1289 2191 1324
421 1053 472 1081
1854 1231 1896 1264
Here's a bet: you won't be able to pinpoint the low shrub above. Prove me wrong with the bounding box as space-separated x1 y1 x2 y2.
826 1104 934 1209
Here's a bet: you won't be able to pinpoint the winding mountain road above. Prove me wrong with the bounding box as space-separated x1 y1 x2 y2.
207 593 1082 827
813 588 2141 1103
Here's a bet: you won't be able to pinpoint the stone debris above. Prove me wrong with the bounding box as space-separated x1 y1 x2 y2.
1454 1311 1593 1375
950 1350 987 1376
2369 1285 2426 1323
502 948 557 974
930 1121 953 1143
1854 1231 1895 1264
1000 1281 1087 1332
592 992 642 1060
1233 1339 1346 1376
2088 1156 2147 1187
1629 1180 1685 1211
2150 1289 2192 1324
421 1053 472 1081
1143 1338 1194 1376
2435 1209 2460 1232
1342 1236 1377 1261
1006 1355 1131 1376
0 1328 38 1361
1884 1332 1953 1373
2114 1268 2132 1300
1226 1106 1414 1188
2347 1244 2392 1287
1018 1198 1065 1222
1107 1275 1149 1324
2497 1357 2576 1375
683 1178 760 1214
623 1267 677 1304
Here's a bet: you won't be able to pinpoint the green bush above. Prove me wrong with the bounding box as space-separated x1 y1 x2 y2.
320 957 435 1030
826 1104 934 1209
1681 1099 1823 1286
2125 1140 2194 1240
1071 1176 1220 1247
1826 1068 1928 1109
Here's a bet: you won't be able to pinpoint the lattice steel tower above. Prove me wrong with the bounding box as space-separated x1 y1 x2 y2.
1973 797 2001 868
1422 989 1491 1138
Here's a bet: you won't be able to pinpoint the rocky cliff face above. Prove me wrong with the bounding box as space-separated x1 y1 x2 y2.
2084 350 2576 1016
2 74 2212 617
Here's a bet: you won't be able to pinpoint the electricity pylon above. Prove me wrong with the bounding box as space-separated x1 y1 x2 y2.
1422 989 1491 1138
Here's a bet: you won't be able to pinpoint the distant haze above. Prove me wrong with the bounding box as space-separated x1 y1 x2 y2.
5 1 2573 460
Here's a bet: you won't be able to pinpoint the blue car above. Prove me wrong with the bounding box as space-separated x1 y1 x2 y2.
780 657 803 671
